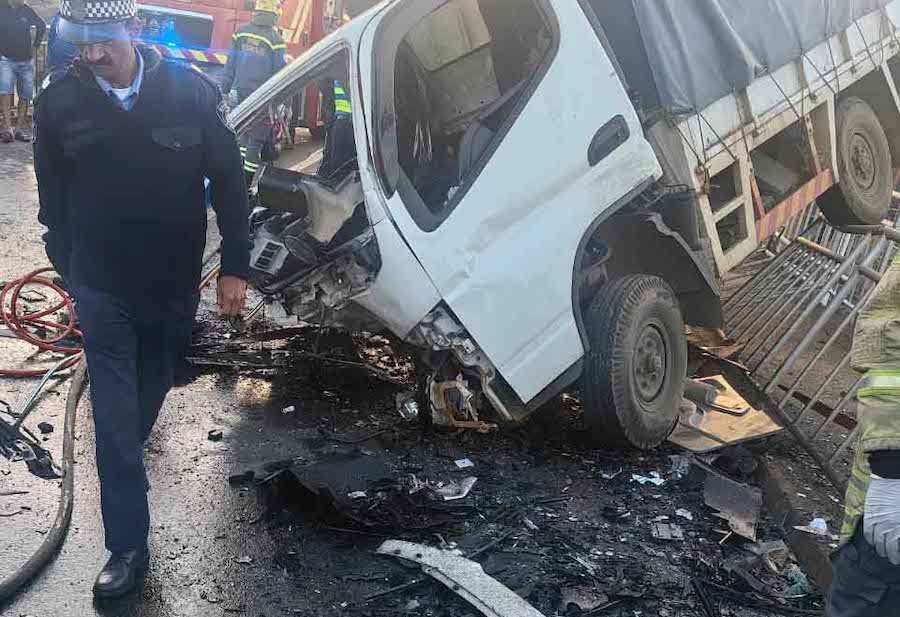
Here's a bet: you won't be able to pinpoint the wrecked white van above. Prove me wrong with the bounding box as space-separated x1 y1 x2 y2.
232 0 900 448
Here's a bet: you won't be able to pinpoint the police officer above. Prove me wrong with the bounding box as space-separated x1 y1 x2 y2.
221 0 286 181
34 0 249 599
827 253 900 615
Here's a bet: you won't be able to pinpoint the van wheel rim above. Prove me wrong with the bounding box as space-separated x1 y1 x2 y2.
634 324 667 404
849 132 876 191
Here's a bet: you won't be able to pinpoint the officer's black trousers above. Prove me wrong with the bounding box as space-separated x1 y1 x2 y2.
827 523 900 616
74 284 199 554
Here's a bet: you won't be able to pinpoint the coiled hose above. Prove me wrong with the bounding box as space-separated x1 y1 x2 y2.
0 269 85 603
0 267 82 376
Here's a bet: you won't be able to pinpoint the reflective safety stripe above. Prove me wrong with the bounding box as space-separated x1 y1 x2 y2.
334 81 352 116
234 32 283 51
858 373 900 398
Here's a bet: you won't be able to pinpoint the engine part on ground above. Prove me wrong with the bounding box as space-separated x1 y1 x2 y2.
428 375 496 433
377 540 546 617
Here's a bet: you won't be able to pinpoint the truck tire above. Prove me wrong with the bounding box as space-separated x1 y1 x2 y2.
818 97 892 226
582 275 686 449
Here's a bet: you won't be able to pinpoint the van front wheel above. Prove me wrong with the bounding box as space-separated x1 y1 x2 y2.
581 275 686 449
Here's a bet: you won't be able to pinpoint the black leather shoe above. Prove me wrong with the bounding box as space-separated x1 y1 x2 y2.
92 549 149 599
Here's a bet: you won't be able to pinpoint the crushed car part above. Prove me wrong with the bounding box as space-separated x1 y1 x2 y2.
669 375 782 453
413 306 519 423
427 374 496 432
377 540 546 617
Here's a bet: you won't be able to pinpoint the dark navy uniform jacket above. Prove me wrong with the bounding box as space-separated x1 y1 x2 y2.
33 46 250 303
220 22 286 99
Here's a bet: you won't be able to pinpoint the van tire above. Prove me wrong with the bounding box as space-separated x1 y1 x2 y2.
582 275 686 449
818 97 892 226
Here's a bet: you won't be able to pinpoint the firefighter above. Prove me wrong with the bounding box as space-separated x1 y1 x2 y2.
317 78 355 180
220 0 286 107
221 0 286 182
35 0 249 598
826 254 900 615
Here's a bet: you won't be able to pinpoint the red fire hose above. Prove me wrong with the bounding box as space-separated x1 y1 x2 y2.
0 267 83 377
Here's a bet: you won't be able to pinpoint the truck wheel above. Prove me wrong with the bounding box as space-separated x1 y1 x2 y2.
818 97 892 226
582 275 686 449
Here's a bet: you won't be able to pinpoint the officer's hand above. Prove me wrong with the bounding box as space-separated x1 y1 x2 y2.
864 474 900 564
227 90 240 108
217 275 247 316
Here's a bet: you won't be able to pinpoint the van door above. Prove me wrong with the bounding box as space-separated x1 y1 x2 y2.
372 0 661 403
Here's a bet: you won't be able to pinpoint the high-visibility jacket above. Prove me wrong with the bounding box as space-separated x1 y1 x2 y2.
221 22 286 98
333 80 352 117
841 253 900 539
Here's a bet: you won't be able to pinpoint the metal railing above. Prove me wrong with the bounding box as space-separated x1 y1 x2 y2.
725 204 900 490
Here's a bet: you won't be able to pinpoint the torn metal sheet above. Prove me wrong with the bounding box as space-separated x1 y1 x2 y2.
695 376 751 416
686 326 744 360
703 472 762 541
669 378 782 453
377 540 545 617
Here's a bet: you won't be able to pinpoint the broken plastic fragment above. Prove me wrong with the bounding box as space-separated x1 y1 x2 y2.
434 477 478 501
235 555 253 564
793 517 834 538
455 458 475 469
631 472 665 486
348 491 367 499
675 508 693 521
395 391 419 421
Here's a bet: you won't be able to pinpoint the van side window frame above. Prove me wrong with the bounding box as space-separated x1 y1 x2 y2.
372 0 560 232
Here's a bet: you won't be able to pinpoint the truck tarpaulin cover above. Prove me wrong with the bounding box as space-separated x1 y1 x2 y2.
630 0 888 113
